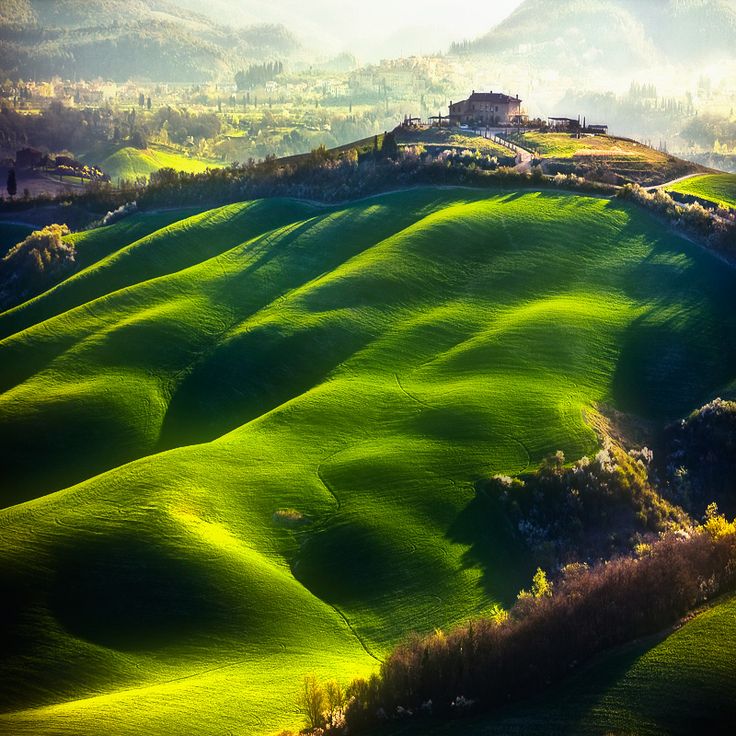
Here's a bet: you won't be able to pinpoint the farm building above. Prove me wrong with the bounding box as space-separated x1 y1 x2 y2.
449 91 522 126
548 117 609 135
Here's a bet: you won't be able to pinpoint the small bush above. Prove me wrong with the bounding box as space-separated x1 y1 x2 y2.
273 508 309 527
0 223 74 310
298 674 326 730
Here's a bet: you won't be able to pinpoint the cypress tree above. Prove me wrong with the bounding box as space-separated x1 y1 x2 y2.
6 168 17 200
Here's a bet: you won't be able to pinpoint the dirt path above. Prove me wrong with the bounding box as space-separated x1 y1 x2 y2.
645 172 702 191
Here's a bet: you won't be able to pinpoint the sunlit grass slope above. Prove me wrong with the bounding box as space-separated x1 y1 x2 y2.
383 593 736 736
84 143 222 182
1 188 736 735
511 133 698 185
516 133 668 161
666 173 736 209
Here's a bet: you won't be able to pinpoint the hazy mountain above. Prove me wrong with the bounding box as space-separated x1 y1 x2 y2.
0 0 300 82
1 0 212 28
457 0 736 68
170 0 525 60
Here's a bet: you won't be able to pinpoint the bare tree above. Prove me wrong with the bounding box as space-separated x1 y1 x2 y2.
298 674 325 730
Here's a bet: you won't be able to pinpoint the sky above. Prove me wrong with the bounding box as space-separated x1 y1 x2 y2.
214 0 526 59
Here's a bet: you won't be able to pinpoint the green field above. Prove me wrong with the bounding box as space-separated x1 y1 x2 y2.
82 144 223 182
1 188 736 735
512 133 667 161
666 173 736 209
383 593 736 736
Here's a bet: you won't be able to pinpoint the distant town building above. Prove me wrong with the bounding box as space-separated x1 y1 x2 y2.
548 116 581 132
449 91 523 126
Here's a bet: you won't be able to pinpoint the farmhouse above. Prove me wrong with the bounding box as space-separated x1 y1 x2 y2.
449 91 522 126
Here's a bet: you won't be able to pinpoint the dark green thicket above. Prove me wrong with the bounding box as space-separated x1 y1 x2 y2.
485 444 685 566
664 399 736 516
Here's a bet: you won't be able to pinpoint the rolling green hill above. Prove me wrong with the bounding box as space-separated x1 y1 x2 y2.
83 144 223 183
1 187 736 735
0 1 300 82
666 173 736 210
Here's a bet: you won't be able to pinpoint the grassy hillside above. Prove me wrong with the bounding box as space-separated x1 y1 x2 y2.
513 133 660 159
666 173 736 209
83 144 223 183
1 188 736 735
508 133 700 185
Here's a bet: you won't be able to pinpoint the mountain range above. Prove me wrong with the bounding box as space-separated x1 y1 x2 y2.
457 0 736 70
0 0 300 82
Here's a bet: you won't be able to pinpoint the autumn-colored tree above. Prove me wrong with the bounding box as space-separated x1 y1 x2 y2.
297 674 325 730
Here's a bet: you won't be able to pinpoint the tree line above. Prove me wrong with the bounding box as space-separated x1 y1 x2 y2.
235 61 284 91
0 101 221 157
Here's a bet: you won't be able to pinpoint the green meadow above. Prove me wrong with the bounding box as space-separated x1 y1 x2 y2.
511 132 668 161
666 173 736 209
1 187 736 734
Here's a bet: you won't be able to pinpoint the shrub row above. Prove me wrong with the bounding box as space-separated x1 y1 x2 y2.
337 512 736 733
617 183 736 254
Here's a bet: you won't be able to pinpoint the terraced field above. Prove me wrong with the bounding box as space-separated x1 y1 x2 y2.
510 133 700 185
666 173 736 209
513 133 663 160
395 127 515 160
82 144 222 182
1 187 736 735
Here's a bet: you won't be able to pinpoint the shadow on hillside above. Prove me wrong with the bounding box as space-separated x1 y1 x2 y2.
157 321 371 448
611 218 736 419
612 312 735 421
47 532 229 651
446 484 535 605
